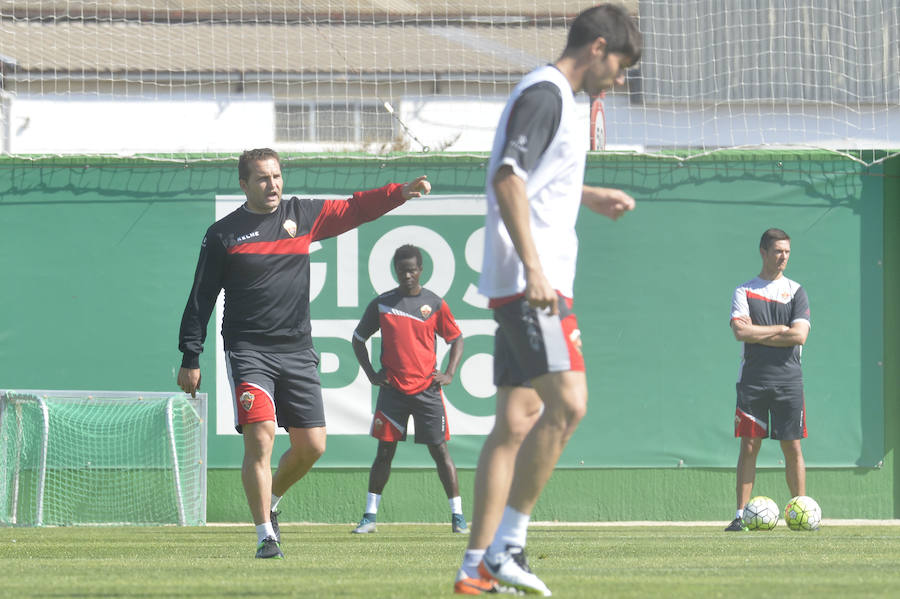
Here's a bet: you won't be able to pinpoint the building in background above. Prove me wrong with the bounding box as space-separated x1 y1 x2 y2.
0 1 897 160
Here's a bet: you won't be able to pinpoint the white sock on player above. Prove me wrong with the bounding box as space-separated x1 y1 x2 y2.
256 522 277 543
460 548 485 579
449 496 462 515
488 506 530 555
366 492 381 514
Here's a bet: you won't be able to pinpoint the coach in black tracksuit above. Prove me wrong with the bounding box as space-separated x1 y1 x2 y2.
177 148 431 559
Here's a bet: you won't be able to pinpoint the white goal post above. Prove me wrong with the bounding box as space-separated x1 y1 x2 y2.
0 390 207 527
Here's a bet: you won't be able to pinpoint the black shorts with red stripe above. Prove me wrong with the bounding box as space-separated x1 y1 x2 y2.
491 293 584 388
734 380 807 441
226 347 325 433
370 383 449 445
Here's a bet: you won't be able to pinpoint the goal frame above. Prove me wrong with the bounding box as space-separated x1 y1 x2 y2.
0 389 207 527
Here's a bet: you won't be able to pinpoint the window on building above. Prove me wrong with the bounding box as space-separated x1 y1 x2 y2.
275 101 395 143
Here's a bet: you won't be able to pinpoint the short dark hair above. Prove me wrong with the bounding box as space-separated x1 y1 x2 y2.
565 3 642 65
238 148 281 181
760 228 791 250
393 244 422 268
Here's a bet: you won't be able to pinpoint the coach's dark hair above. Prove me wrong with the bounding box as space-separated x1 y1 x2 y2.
238 148 281 181
393 244 423 268
564 3 642 64
760 228 791 250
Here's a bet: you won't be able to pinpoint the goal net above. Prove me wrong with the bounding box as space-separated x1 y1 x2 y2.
0 390 207 527
0 1 897 165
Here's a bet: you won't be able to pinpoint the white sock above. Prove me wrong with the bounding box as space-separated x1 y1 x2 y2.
366 492 381 514
256 522 276 543
736 508 744 519
460 549 485 579
270 494 282 512
450 496 463 515
488 506 530 555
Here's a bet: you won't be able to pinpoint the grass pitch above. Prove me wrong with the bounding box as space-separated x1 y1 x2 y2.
2 523 900 598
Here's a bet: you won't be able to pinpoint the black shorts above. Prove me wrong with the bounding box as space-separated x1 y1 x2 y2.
225 347 325 433
734 381 807 441
492 294 584 387
371 383 449 445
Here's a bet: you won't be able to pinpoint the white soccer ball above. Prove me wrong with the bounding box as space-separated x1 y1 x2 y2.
742 495 780 530
784 496 822 531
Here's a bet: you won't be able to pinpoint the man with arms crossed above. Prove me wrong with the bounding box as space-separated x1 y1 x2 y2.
177 148 431 558
351 244 468 534
725 228 811 531
454 4 641 595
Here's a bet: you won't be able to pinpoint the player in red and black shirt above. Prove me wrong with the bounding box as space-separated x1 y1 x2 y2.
350 244 467 535
177 148 431 558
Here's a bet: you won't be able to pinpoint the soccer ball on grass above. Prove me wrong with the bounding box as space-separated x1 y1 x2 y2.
742 495 780 530
784 496 822 531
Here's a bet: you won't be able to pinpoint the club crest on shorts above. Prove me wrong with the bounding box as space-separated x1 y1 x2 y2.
239 391 255 411
419 304 432 318
373 417 384 432
282 219 297 238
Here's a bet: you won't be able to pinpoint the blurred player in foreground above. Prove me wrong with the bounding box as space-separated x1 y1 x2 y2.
177 148 431 559
725 228 811 532
351 244 467 535
454 4 642 595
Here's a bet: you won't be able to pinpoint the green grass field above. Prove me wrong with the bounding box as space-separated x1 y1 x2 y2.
2 523 900 598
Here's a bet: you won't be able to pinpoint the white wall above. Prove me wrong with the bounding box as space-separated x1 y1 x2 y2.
0 92 11 153
0 93 634 155
398 96 634 152
9 95 274 154
5 93 899 155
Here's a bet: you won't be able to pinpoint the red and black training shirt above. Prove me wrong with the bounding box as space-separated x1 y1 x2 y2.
179 184 406 369
353 288 462 395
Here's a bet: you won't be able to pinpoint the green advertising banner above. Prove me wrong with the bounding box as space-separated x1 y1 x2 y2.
0 153 885 471
209 193 496 467
576 154 884 471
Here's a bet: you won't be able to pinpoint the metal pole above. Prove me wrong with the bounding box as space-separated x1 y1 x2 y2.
36 396 49 526
166 397 186 526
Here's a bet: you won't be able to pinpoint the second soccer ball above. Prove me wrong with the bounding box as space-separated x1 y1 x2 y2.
784 496 822 531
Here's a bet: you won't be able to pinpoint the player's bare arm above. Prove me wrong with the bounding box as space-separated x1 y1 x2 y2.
581 185 635 220
493 165 558 315
754 321 810 348
433 335 465 386
401 175 432 200
731 315 789 343
351 336 388 386
177 367 201 398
